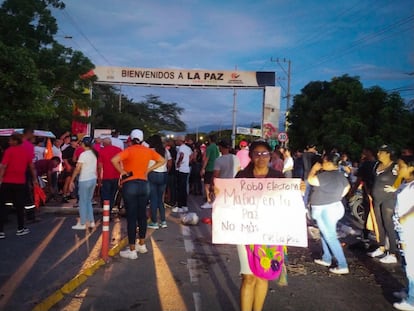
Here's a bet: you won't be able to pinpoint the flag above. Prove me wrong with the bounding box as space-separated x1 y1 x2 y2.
80 69 95 79
43 138 53 160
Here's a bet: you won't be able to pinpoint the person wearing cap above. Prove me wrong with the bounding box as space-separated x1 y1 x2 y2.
367 144 399 264
236 140 250 170
69 137 98 230
111 129 165 259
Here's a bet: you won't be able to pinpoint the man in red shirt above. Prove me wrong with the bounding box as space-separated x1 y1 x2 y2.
0 133 37 238
35 157 61 199
98 138 121 213
22 128 36 220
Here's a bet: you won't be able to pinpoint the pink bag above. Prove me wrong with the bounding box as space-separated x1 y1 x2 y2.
246 244 284 280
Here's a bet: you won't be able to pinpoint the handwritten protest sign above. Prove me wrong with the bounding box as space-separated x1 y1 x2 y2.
212 178 308 247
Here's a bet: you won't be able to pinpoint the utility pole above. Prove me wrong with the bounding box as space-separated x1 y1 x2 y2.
231 65 238 149
271 57 291 130
118 86 122 112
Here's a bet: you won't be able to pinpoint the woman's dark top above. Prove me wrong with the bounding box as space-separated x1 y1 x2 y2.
236 166 284 179
372 162 398 201
310 170 349 205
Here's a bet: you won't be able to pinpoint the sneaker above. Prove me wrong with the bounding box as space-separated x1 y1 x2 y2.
314 259 331 267
172 207 183 213
329 267 349 275
89 222 96 228
72 223 86 230
160 221 168 228
200 202 212 209
147 222 159 229
119 248 138 259
393 290 408 300
135 243 148 254
181 206 189 212
379 253 398 264
393 300 414 311
24 204 36 210
367 247 385 258
0 232 5 239
16 228 30 236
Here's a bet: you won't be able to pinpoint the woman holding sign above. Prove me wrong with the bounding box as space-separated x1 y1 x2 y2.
308 152 350 274
235 140 285 311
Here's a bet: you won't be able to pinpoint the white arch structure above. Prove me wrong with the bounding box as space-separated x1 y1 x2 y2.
92 66 281 141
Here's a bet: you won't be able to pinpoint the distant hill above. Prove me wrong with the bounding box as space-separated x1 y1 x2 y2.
186 124 233 133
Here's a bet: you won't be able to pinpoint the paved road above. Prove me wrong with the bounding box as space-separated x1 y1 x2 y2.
0 195 408 311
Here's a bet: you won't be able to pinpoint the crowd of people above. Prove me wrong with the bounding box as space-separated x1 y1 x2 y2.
0 127 413 310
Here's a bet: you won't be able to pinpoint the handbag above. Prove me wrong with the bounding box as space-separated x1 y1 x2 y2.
245 244 285 280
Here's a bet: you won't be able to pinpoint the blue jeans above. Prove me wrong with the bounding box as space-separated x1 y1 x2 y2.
101 179 119 211
311 201 348 269
78 178 96 225
122 179 150 245
148 171 167 223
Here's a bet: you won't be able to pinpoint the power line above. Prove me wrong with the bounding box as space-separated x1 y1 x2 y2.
297 14 414 74
283 0 376 55
61 8 112 66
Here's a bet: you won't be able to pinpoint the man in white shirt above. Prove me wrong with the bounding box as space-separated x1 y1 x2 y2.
173 135 192 212
110 129 124 150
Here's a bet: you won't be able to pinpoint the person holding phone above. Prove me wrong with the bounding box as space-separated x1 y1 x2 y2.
111 129 165 259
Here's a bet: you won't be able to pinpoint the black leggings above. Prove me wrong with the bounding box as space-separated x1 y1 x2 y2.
373 197 397 254
0 183 26 231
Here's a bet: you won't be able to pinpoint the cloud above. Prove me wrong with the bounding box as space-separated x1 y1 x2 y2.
55 0 414 130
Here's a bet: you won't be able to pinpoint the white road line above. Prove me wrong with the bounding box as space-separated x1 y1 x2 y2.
193 292 202 311
180 219 202 310
187 258 200 283
184 239 195 253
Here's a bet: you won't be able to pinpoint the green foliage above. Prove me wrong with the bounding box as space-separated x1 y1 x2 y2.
0 0 94 131
92 88 186 136
287 75 414 160
0 0 186 137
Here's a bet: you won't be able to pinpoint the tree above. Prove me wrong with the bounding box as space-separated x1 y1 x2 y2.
287 75 414 159
0 0 94 131
92 87 186 136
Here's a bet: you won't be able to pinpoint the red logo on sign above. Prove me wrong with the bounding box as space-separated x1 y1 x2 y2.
231 73 240 79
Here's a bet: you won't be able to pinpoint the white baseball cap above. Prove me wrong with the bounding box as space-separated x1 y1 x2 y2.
130 129 143 141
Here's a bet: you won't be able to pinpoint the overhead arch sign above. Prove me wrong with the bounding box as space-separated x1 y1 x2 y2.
93 66 275 89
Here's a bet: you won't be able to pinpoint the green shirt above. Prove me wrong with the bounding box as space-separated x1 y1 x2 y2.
205 143 220 172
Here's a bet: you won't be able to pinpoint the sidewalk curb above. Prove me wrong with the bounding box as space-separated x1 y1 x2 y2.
32 236 129 311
